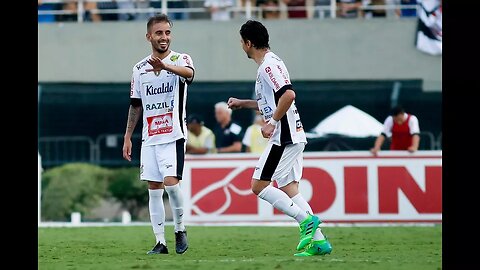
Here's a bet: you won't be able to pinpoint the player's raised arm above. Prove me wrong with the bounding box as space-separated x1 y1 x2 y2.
146 55 195 82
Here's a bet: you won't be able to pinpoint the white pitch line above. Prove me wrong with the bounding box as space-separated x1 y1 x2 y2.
38 221 440 228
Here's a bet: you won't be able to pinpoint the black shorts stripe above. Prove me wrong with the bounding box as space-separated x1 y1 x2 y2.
176 138 185 180
178 78 186 135
260 144 286 180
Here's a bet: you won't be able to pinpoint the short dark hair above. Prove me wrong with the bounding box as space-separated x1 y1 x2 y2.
147 14 172 32
390 105 405 116
187 114 203 125
239 20 270 49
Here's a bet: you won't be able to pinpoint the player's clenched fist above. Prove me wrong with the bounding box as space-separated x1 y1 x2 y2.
227 97 242 110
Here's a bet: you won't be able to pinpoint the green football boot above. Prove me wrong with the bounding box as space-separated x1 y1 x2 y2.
294 239 333 257
296 214 321 250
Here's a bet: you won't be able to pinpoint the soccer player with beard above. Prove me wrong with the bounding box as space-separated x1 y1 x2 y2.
122 14 194 255
227 20 333 256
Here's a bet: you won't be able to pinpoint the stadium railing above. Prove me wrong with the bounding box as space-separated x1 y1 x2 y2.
38 0 419 22
38 136 96 167
38 131 439 168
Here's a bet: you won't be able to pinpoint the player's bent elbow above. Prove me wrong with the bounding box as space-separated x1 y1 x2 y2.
285 89 296 101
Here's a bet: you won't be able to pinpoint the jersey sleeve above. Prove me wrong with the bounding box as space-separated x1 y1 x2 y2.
408 115 420 135
259 64 292 99
242 126 253 146
178 53 195 84
130 67 141 99
381 116 393 137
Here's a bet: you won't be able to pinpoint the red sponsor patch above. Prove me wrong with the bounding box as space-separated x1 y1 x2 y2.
264 66 280 90
183 55 191 66
147 113 173 136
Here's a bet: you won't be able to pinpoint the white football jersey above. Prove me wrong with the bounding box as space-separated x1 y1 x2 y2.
255 51 306 146
130 51 194 146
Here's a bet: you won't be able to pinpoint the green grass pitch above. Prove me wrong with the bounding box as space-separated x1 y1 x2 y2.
39 225 441 270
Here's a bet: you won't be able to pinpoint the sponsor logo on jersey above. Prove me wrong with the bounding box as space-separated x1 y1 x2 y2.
264 106 273 114
136 60 148 70
264 66 280 90
276 65 290 84
145 102 170 111
146 83 174 96
183 55 192 66
147 113 174 136
170 54 180 61
130 77 134 97
296 120 303 132
256 92 262 101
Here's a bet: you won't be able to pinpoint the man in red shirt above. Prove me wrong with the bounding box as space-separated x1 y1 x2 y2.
370 106 421 155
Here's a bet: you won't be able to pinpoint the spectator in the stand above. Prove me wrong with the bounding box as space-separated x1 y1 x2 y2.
186 114 216 154
282 0 307 18
213 102 243 153
38 0 57 23
314 0 332 18
58 1 101 22
370 105 421 155
257 0 280 19
394 0 417 17
204 0 235 21
242 113 268 154
336 0 363 18
117 0 136 21
97 1 119 21
150 0 190 20
135 0 154 21
363 0 387 18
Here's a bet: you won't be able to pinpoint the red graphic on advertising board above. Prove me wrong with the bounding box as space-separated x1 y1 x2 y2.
273 168 337 215
378 166 442 213
191 167 257 215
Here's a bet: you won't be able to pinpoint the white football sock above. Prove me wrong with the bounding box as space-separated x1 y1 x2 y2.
165 183 185 232
258 185 307 223
291 193 326 241
148 189 166 244
291 193 313 214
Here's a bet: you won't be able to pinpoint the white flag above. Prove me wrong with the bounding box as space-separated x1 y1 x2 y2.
416 0 442 55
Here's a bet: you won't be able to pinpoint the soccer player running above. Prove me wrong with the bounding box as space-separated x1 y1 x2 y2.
122 14 194 255
227 20 333 257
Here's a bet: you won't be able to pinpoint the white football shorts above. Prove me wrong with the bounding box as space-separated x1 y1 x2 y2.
140 138 186 182
252 142 305 188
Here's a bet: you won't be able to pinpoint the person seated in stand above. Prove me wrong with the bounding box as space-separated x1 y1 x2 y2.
186 114 216 154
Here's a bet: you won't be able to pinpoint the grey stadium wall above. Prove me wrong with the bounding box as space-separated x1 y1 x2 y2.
38 19 441 91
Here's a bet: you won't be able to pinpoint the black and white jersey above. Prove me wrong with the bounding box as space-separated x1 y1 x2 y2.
130 51 194 146
255 51 306 146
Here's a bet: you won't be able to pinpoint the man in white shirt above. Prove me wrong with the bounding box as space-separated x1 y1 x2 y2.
122 14 194 255
204 0 235 21
227 20 332 257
